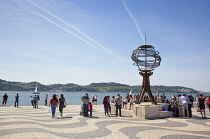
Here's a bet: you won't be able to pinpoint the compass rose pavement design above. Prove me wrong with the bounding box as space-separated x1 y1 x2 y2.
0 105 210 139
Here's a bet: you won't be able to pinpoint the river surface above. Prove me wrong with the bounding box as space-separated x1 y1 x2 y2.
0 91 208 106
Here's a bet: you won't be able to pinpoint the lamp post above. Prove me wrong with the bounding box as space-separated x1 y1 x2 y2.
131 45 161 104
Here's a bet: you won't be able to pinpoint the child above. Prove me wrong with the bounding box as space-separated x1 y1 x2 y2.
89 102 93 116
170 97 178 118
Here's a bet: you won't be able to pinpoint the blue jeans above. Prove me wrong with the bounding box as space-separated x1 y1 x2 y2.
31 100 34 106
15 100 19 107
104 106 109 115
172 107 177 117
90 109 92 116
51 106 56 117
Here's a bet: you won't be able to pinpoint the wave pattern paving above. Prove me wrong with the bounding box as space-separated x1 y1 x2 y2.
0 105 210 139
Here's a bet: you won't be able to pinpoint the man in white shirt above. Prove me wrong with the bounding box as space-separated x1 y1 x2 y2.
179 94 190 118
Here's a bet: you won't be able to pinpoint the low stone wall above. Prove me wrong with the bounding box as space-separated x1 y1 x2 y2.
111 102 186 119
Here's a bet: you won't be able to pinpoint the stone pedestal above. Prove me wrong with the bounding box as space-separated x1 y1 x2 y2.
123 102 175 119
133 104 159 119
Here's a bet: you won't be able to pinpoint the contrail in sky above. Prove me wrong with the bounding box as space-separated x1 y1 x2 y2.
26 0 129 61
32 11 101 51
122 0 145 44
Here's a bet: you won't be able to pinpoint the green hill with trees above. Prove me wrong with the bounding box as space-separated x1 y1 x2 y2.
0 79 199 93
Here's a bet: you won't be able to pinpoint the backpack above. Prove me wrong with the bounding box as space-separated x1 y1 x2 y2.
51 99 57 106
189 96 194 103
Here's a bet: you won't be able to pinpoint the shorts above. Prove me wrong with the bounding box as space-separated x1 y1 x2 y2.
182 103 188 110
199 105 205 110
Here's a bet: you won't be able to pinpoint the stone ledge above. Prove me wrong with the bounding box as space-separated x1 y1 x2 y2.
159 111 173 118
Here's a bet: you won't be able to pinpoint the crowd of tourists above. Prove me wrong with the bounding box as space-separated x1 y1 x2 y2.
99 93 210 119
1 92 210 119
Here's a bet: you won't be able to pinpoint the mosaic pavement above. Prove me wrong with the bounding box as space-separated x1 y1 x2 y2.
0 105 210 139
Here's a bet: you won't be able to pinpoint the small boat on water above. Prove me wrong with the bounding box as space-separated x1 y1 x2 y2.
129 88 132 95
33 85 40 94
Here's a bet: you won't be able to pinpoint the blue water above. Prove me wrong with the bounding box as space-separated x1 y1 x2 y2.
0 91 209 106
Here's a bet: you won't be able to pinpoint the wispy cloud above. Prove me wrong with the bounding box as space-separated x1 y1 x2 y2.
25 0 129 62
0 50 57 61
122 0 145 44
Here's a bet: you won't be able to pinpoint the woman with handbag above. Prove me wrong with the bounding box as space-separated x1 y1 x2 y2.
59 94 67 117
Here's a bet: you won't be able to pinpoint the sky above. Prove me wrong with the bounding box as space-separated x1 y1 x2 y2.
0 0 210 92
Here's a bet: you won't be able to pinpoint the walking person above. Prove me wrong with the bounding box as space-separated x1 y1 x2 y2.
36 95 40 108
30 96 34 107
115 94 122 117
45 94 48 106
103 96 109 116
2 93 8 106
33 95 37 108
59 94 67 117
198 94 207 118
14 93 19 107
81 93 90 117
49 94 59 118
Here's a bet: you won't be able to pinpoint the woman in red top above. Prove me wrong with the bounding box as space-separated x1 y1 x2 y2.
50 94 59 118
207 96 210 111
103 96 109 116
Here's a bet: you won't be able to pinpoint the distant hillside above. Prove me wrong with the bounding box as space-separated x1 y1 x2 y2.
0 79 199 93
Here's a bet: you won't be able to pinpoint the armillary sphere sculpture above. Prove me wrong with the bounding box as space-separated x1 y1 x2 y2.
131 45 161 105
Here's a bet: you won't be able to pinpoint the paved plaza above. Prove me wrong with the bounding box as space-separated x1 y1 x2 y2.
0 105 210 139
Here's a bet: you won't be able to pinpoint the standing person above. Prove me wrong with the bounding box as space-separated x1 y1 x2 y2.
129 95 134 110
188 95 194 118
170 97 178 118
94 94 97 105
115 94 122 117
33 95 37 109
179 94 189 118
111 96 115 103
198 94 207 118
59 94 67 117
45 94 48 106
81 93 90 117
2 93 8 106
103 96 109 116
49 94 59 118
122 97 128 109
107 96 111 113
196 94 200 111
92 95 95 104
14 93 19 107
89 102 93 116
30 96 34 107
207 96 210 112
36 95 40 108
